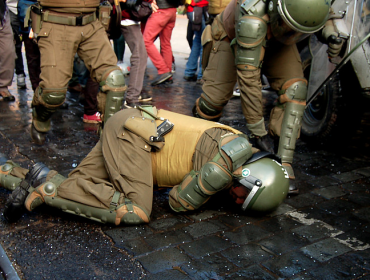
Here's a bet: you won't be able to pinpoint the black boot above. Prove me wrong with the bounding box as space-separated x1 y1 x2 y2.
3 163 50 222
252 134 275 154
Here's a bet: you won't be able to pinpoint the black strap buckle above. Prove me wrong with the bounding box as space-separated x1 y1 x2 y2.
75 15 83 26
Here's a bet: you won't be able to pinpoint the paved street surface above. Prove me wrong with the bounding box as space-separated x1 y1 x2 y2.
1 15 370 280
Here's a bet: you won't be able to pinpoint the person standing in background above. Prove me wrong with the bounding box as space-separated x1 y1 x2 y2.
0 0 16 101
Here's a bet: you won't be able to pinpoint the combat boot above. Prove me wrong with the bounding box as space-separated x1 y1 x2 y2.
3 163 50 222
250 134 275 154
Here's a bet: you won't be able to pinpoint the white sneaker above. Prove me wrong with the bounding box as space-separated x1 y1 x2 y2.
17 74 26 89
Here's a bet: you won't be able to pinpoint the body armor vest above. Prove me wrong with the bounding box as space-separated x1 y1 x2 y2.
151 110 241 187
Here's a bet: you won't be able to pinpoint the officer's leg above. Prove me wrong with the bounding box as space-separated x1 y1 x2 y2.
264 43 307 194
269 79 307 194
193 16 236 121
233 15 274 152
169 133 253 212
78 20 126 125
30 22 78 144
27 110 150 225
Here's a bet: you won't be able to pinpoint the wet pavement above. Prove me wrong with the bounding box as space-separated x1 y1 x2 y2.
1 15 370 280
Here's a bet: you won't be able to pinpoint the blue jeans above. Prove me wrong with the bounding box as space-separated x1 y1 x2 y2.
184 12 206 80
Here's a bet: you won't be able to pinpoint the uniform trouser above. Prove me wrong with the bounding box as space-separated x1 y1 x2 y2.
57 109 153 216
33 19 118 107
0 11 16 91
202 37 304 135
120 24 147 103
9 10 25 76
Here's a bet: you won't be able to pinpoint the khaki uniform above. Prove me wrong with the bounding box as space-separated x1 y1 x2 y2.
31 0 124 137
56 108 242 217
201 0 305 136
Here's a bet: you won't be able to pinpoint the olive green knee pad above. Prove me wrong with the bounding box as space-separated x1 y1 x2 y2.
234 15 267 69
100 68 127 123
0 162 23 191
169 162 233 212
193 94 225 121
32 87 67 132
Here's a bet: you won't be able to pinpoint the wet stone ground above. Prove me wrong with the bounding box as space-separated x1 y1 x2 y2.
0 51 370 279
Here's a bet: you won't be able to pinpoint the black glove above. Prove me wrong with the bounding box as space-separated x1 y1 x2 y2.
327 34 344 58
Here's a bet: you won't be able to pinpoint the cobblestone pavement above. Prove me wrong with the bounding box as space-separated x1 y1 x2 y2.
1 16 370 280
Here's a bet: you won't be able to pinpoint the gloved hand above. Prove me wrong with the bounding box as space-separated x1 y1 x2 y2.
327 34 344 58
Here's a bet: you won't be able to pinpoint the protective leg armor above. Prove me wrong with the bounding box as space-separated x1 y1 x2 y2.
32 87 67 133
44 195 149 225
277 80 308 164
234 15 267 70
169 162 233 212
100 68 127 124
0 161 23 191
169 135 252 212
26 177 149 225
193 94 226 121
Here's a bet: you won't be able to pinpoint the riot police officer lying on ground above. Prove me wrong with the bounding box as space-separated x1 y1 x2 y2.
0 106 289 226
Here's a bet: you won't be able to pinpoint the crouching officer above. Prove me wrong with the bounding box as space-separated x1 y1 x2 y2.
1 106 289 225
27 0 127 144
193 0 345 194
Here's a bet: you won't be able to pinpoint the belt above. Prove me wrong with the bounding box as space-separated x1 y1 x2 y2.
42 11 96 26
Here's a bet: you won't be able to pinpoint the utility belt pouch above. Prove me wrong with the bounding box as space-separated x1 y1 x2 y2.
98 0 112 31
124 116 164 147
29 4 43 34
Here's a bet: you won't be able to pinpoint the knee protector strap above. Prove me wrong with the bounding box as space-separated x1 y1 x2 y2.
100 68 127 123
169 162 232 212
193 94 225 121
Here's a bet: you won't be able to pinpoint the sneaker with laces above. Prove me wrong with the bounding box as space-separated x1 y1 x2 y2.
151 72 172 86
83 112 102 123
17 74 27 89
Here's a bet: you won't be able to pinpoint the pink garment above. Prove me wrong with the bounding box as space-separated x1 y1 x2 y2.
143 8 177 74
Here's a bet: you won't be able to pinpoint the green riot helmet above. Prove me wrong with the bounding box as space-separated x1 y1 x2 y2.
231 152 289 212
268 0 331 44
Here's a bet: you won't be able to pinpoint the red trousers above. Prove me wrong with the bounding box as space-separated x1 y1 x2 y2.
143 8 176 74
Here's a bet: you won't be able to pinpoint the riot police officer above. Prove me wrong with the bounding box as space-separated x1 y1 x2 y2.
1 106 289 225
192 0 344 193
28 0 127 145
